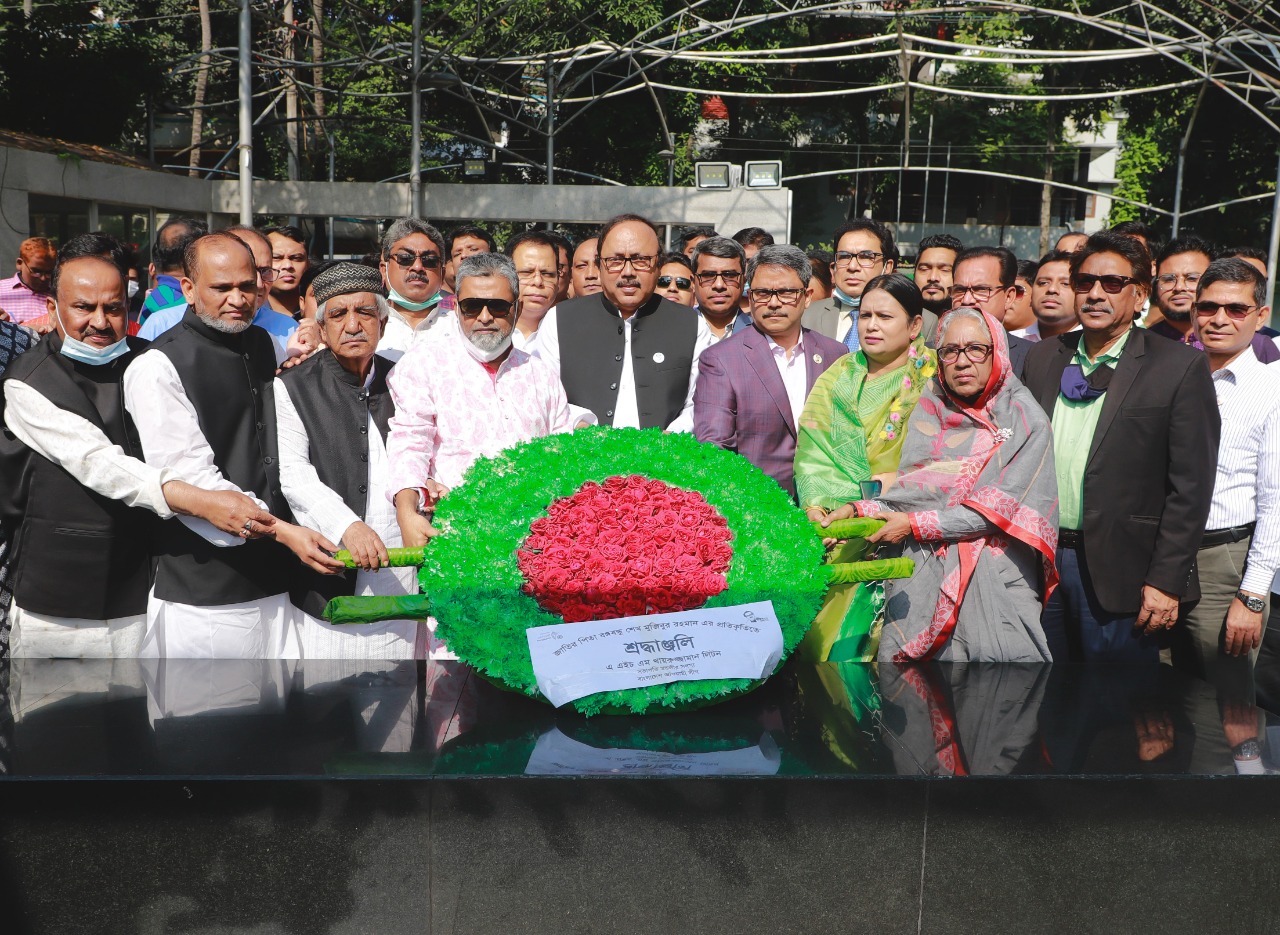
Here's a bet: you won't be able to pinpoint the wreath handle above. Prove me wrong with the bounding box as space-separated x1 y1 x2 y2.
324 593 432 625
813 518 885 541
331 547 427 569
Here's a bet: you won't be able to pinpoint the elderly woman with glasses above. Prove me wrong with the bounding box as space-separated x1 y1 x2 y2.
848 307 1060 663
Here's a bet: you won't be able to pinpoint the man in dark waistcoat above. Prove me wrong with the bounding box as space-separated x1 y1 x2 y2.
123 233 344 659
275 262 420 659
0 254 276 657
534 213 713 431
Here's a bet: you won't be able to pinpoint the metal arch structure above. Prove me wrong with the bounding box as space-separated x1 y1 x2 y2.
171 0 1280 231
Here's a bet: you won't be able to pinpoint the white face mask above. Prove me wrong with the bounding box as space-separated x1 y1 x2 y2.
126 280 140 298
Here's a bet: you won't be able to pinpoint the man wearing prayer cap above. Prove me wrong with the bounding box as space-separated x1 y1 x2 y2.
276 262 421 659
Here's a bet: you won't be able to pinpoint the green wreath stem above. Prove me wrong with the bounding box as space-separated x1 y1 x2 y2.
332 547 426 569
813 518 884 540
826 558 915 584
324 594 432 624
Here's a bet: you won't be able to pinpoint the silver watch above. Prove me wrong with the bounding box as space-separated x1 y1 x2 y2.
1237 591 1267 614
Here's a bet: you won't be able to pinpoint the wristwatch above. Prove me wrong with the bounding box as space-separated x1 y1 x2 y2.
1233 739 1262 760
1237 591 1267 613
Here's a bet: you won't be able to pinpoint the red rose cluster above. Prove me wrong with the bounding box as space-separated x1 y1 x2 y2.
517 475 734 622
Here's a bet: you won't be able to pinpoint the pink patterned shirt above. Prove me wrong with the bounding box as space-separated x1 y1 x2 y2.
0 274 51 325
386 324 578 495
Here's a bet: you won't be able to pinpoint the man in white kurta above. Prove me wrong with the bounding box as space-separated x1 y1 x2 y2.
275 263 420 659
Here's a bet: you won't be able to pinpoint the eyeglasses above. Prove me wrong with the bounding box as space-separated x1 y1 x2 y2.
1156 272 1202 290
257 266 279 283
657 275 692 290
949 284 999 301
457 297 516 319
695 269 742 286
1070 273 1139 294
749 288 803 306
938 342 994 364
600 254 656 273
389 250 443 269
1194 301 1258 319
834 250 885 268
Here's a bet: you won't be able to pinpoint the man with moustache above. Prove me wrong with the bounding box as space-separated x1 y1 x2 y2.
376 218 450 362
1168 258 1280 693
445 225 495 292
275 262 420 659
124 233 345 658
536 214 713 431
1149 237 1280 364
1023 231 1219 663
690 237 751 341
1029 250 1081 341
388 253 584 549
949 246 1032 377
912 233 961 318
0 253 276 657
570 237 602 298
504 231 561 354
694 244 846 498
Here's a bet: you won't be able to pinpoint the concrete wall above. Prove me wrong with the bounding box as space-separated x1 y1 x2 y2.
0 144 792 261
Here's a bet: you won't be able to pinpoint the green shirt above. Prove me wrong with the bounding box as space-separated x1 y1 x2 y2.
1051 328 1133 530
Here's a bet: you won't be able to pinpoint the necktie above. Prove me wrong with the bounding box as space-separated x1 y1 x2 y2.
843 309 860 352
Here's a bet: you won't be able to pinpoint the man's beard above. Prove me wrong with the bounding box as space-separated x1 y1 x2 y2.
469 330 508 353
1161 305 1191 323
922 295 951 315
197 310 251 334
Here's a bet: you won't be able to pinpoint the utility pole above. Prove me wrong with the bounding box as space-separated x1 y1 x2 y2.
238 0 253 225
283 0 301 205
409 0 423 218
545 54 555 188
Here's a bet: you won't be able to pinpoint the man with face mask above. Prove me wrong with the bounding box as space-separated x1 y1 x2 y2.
0 253 278 657
376 217 450 363
387 253 587 550
275 263 420 659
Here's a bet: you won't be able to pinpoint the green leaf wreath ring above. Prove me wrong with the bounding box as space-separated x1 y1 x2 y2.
342 427 828 715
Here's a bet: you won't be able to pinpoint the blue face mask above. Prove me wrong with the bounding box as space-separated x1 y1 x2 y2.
387 284 442 313
55 303 130 367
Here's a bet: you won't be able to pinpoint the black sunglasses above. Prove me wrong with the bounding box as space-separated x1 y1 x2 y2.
389 250 442 270
457 297 516 319
1071 273 1139 294
657 275 692 290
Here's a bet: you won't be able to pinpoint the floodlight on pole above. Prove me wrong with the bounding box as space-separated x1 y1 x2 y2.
744 160 783 189
695 162 732 189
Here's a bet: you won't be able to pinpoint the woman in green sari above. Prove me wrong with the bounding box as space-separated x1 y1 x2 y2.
794 273 937 661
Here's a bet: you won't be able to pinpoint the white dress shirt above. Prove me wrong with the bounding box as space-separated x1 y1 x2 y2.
1206 347 1280 595
767 334 808 428
123 349 300 659
376 305 445 363
275 371 419 660
536 302 714 432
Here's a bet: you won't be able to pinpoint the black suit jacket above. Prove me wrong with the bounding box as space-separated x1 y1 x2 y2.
1006 333 1032 381
1022 327 1219 614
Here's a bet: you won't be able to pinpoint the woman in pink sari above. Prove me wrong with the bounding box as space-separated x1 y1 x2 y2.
853 307 1059 662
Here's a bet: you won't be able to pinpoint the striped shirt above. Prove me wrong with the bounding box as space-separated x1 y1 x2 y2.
0 274 51 325
1206 346 1280 594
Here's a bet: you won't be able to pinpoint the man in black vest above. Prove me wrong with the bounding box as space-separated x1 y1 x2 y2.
535 213 712 431
124 233 344 659
0 253 277 657
275 262 420 659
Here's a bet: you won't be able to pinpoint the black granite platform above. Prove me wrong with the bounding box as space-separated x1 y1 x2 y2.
2 658 1279 934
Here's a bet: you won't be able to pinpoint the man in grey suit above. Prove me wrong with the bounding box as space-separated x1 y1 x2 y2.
803 218 938 350
694 245 847 499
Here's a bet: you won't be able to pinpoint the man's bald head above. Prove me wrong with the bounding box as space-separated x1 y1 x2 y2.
183 232 256 282
181 233 258 334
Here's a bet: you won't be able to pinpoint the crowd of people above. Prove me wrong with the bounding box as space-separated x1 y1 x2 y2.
0 212 1276 739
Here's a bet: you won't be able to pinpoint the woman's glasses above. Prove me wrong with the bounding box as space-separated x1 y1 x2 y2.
938 343 994 364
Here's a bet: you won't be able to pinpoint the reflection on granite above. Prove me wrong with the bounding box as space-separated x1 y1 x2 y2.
1 657 1277 779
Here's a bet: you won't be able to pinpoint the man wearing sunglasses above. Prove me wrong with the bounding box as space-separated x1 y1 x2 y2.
690 237 751 341
1166 258 1280 701
376 218 449 363
388 253 584 553
948 246 1031 377
535 214 713 432
1148 237 1280 364
1023 231 1219 664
